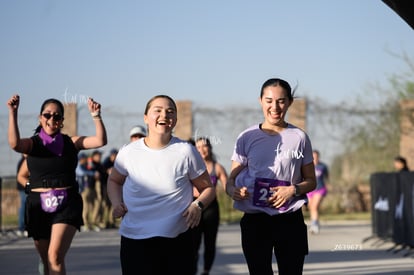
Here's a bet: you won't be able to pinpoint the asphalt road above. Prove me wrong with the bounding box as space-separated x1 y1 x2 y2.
1 221 413 274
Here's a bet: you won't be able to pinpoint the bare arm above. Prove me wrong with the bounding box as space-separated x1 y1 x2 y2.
107 167 128 219
226 160 249 200
192 170 216 208
297 162 317 194
215 162 228 192
184 171 216 228
192 162 228 196
269 162 317 208
7 95 32 154
72 98 108 150
17 158 30 188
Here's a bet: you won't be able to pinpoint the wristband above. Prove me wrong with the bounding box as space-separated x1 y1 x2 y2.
91 111 101 117
294 184 301 196
25 182 31 194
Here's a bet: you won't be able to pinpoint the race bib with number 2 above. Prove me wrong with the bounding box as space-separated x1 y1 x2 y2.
253 178 290 210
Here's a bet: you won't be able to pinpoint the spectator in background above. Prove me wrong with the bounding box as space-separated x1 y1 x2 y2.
80 153 100 232
16 154 29 237
394 156 409 172
103 149 118 174
88 150 107 231
102 149 118 228
76 153 94 193
129 125 147 142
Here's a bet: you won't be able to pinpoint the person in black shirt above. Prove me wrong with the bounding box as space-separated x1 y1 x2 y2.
7 94 107 275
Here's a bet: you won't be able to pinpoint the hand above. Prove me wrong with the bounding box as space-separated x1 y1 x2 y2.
7 94 20 111
268 186 293 208
112 202 128 219
88 97 101 114
183 203 202 228
230 186 249 201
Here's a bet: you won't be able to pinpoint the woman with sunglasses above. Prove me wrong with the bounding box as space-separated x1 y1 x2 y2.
7 94 107 275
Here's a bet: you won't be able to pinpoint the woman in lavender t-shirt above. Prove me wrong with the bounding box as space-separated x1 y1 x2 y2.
227 78 316 275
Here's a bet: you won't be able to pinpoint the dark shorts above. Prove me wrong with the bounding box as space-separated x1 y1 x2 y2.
25 188 84 240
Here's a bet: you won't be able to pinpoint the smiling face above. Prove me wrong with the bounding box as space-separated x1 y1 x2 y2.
39 102 64 135
195 139 211 160
143 96 177 136
259 85 292 129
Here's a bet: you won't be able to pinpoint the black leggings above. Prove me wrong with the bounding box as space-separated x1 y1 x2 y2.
192 198 220 273
240 210 308 275
120 229 195 275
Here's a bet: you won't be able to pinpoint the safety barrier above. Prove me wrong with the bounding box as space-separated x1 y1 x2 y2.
370 172 414 247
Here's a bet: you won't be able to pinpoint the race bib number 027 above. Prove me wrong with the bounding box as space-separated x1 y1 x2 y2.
253 178 290 210
40 189 68 213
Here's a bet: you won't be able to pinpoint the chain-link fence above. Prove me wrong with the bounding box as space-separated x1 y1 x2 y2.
2 98 390 227
0 100 349 177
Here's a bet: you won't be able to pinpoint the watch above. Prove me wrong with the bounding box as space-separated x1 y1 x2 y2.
193 200 204 210
25 182 31 194
294 184 301 197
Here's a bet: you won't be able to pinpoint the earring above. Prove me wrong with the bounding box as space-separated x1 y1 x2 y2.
60 123 64 128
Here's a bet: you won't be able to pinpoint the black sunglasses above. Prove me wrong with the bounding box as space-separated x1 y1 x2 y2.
42 113 63 121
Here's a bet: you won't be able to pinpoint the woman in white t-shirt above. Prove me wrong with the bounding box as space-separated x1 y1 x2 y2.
107 95 215 275
227 78 316 275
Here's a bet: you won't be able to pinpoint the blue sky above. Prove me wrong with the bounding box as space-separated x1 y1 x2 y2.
1 1 414 175
1 0 413 116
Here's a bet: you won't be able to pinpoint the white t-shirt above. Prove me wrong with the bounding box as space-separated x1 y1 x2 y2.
231 123 313 215
114 137 206 239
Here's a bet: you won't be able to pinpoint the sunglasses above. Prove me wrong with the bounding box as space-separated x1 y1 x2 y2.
42 113 63 121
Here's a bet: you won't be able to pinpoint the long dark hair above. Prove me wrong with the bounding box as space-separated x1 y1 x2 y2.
260 78 297 101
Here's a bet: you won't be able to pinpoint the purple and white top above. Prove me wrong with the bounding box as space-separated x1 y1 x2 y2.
231 123 313 215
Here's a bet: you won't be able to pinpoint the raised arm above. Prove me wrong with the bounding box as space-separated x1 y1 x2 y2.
72 97 108 150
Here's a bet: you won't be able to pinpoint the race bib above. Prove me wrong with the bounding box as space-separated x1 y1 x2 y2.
40 189 68 213
253 178 290 210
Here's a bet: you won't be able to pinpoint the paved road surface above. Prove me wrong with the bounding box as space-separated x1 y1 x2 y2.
1 221 413 274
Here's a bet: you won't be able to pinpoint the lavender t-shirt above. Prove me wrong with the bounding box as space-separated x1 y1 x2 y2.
231 124 313 215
